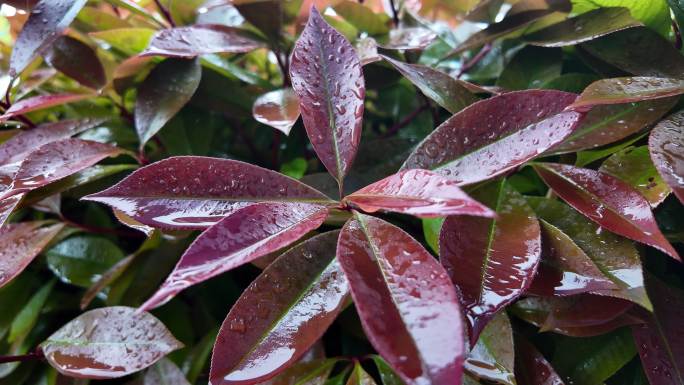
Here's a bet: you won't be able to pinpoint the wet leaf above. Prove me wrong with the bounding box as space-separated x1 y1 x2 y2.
632 275 684 385
334 1 390 35
233 0 300 42
465 312 516 385
89 28 155 55
523 7 642 47
209 231 348 385
371 355 405 385
0 222 64 289
141 24 263 58
252 89 301 135
539 295 633 332
379 28 437 51
440 180 541 342
140 202 328 310
344 169 495 218
422 217 444 254
514 337 564 385
135 58 202 148
496 46 562 90
143 358 190 385
9 0 88 77
402 90 582 186
381 56 478 114
46 235 125 288
346 363 377 385
572 0 670 35
289 7 365 189
0 194 24 228
41 306 183 379
533 163 680 260
337 213 465 385
1 93 94 121
649 109 684 204
84 157 334 230
8 278 55 343
600 146 670 207
570 77 684 110
44 35 106 89
258 358 337 385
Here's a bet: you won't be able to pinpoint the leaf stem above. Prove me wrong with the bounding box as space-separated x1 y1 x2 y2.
0 349 43 364
388 0 400 26
153 0 176 27
274 48 291 87
383 102 429 138
457 43 492 79
673 21 682 50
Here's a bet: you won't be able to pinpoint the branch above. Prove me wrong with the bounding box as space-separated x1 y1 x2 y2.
0 350 43 364
383 102 429 138
153 0 176 27
457 43 492 79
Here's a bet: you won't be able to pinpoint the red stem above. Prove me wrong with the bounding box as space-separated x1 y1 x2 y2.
153 0 176 27
457 43 492 79
0 350 43 364
383 102 430 138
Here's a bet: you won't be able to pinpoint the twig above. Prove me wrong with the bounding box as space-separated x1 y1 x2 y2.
388 0 400 26
674 21 682 50
153 0 176 27
457 43 492 79
274 48 291 87
0 350 43 364
383 102 429 138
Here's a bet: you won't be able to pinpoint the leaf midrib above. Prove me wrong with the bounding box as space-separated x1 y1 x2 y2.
477 181 505 305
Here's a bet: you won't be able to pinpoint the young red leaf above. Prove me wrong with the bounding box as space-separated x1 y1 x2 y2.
569 77 684 110
523 7 642 47
514 337 564 385
381 55 478 114
135 58 202 148
344 169 495 218
533 163 680 260
1 93 94 121
0 222 64 288
84 157 335 230
440 180 541 343
290 7 365 189
41 306 182 379
465 313 515 385
9 0 88 77
402 90 582 186
44 35 106 89
209 231 348 385
141 24 263 58
140 202 328 310
252 89 301 136
539 295 633 331
632 275 684 385
649 110 684 204
337 213 465 385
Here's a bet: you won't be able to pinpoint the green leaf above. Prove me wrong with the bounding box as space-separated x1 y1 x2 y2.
46 235 125 288
422 217 444 254
90 28 156 55
497 46 562 90
280 158 308 179
571 0 671 35
334 1 390 35
8 278 56 343
465 312 516 385
371 355 405 385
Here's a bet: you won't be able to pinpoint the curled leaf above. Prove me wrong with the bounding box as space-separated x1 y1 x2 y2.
649 110 684 204
1 93 94 121
252 89 301 136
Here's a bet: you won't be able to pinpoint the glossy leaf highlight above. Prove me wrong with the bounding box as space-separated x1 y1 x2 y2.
141 24 263 58
252 89 301 136
649 110 684 204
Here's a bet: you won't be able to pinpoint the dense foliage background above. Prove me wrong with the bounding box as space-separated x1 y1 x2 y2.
0 0 683 384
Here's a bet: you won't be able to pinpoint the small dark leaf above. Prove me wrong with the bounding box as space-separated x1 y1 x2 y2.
649 109 684 204
46 235 125 288
570 77 684 110
252 88 301 136
135 58 202 148
141 24 263 58
44 35 106 89
0 222 64 288
41 306 183 379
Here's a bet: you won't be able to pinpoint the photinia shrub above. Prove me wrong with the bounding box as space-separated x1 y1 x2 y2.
0 0 683 384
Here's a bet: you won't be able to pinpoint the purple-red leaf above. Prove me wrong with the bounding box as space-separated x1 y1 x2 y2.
140 202 328 310
344 169 495 218
44 35 106 89
135 58 201 148
1 93 93 121
141 24 263 58
402 90 582 186
465 313 515 385
569 77 684 110
337 213 464 385
41 306 182 379
84 157 335 230
9 0 88 77
0 221 64 288
600 146 670 207
514 337 565 385
533 163 680 260
440 180 541 343
649 110 684 204
0 194 23 227
209 231 348 385
539 295 633 332
290 7 365 189
252 89 301 136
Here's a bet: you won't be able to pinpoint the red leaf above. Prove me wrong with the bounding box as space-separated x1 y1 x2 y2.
252 89 301 136
539 295 633 332
9 0 88 77
632 275 684 385
533 163 680 261
569 77 684 110
514 337 565 385
141 24 263 58
337 213 465 385
0 221 64 288
402 90 582 186
290 7 365 190
44 35 106 89
649 110 684 204
209 231 348 385
440 180 541 343
1 93 93 120
84 157 335 230
140 202 328 310
344 169 495 218
0 194 23 227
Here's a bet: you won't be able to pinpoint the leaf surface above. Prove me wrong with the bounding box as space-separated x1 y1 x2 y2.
337 213 465 385
649 110 684 204
252 89 301 136
209 231 348 385
144 358 190 385
570 77 684 110
465 313 515 385
289 7 365 188
44 35 106 89
141 24 263 58
46 235 125 287
514 337 564 385
140 202 328 310
402 90 582 186
600 146 670 207
439 181 541 342
41 306 182 379
533 163 679 260
0 222 64 288
84 156 334 230
1 93 93 120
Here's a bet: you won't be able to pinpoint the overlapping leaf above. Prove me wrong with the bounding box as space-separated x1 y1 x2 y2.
141 24 263 58
140 202 328 310
210 231 348 385
0 221 64 288
570 77 684 110
465 313 516 385
402 90 582 186
252 89 301 135
440 180 541 342
514 337 564 385
1 93 94 121
600 146 670 207
44 35 106 89
337 213 465 385
84 157 335 230
289 7 365 189
649 110 684 204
